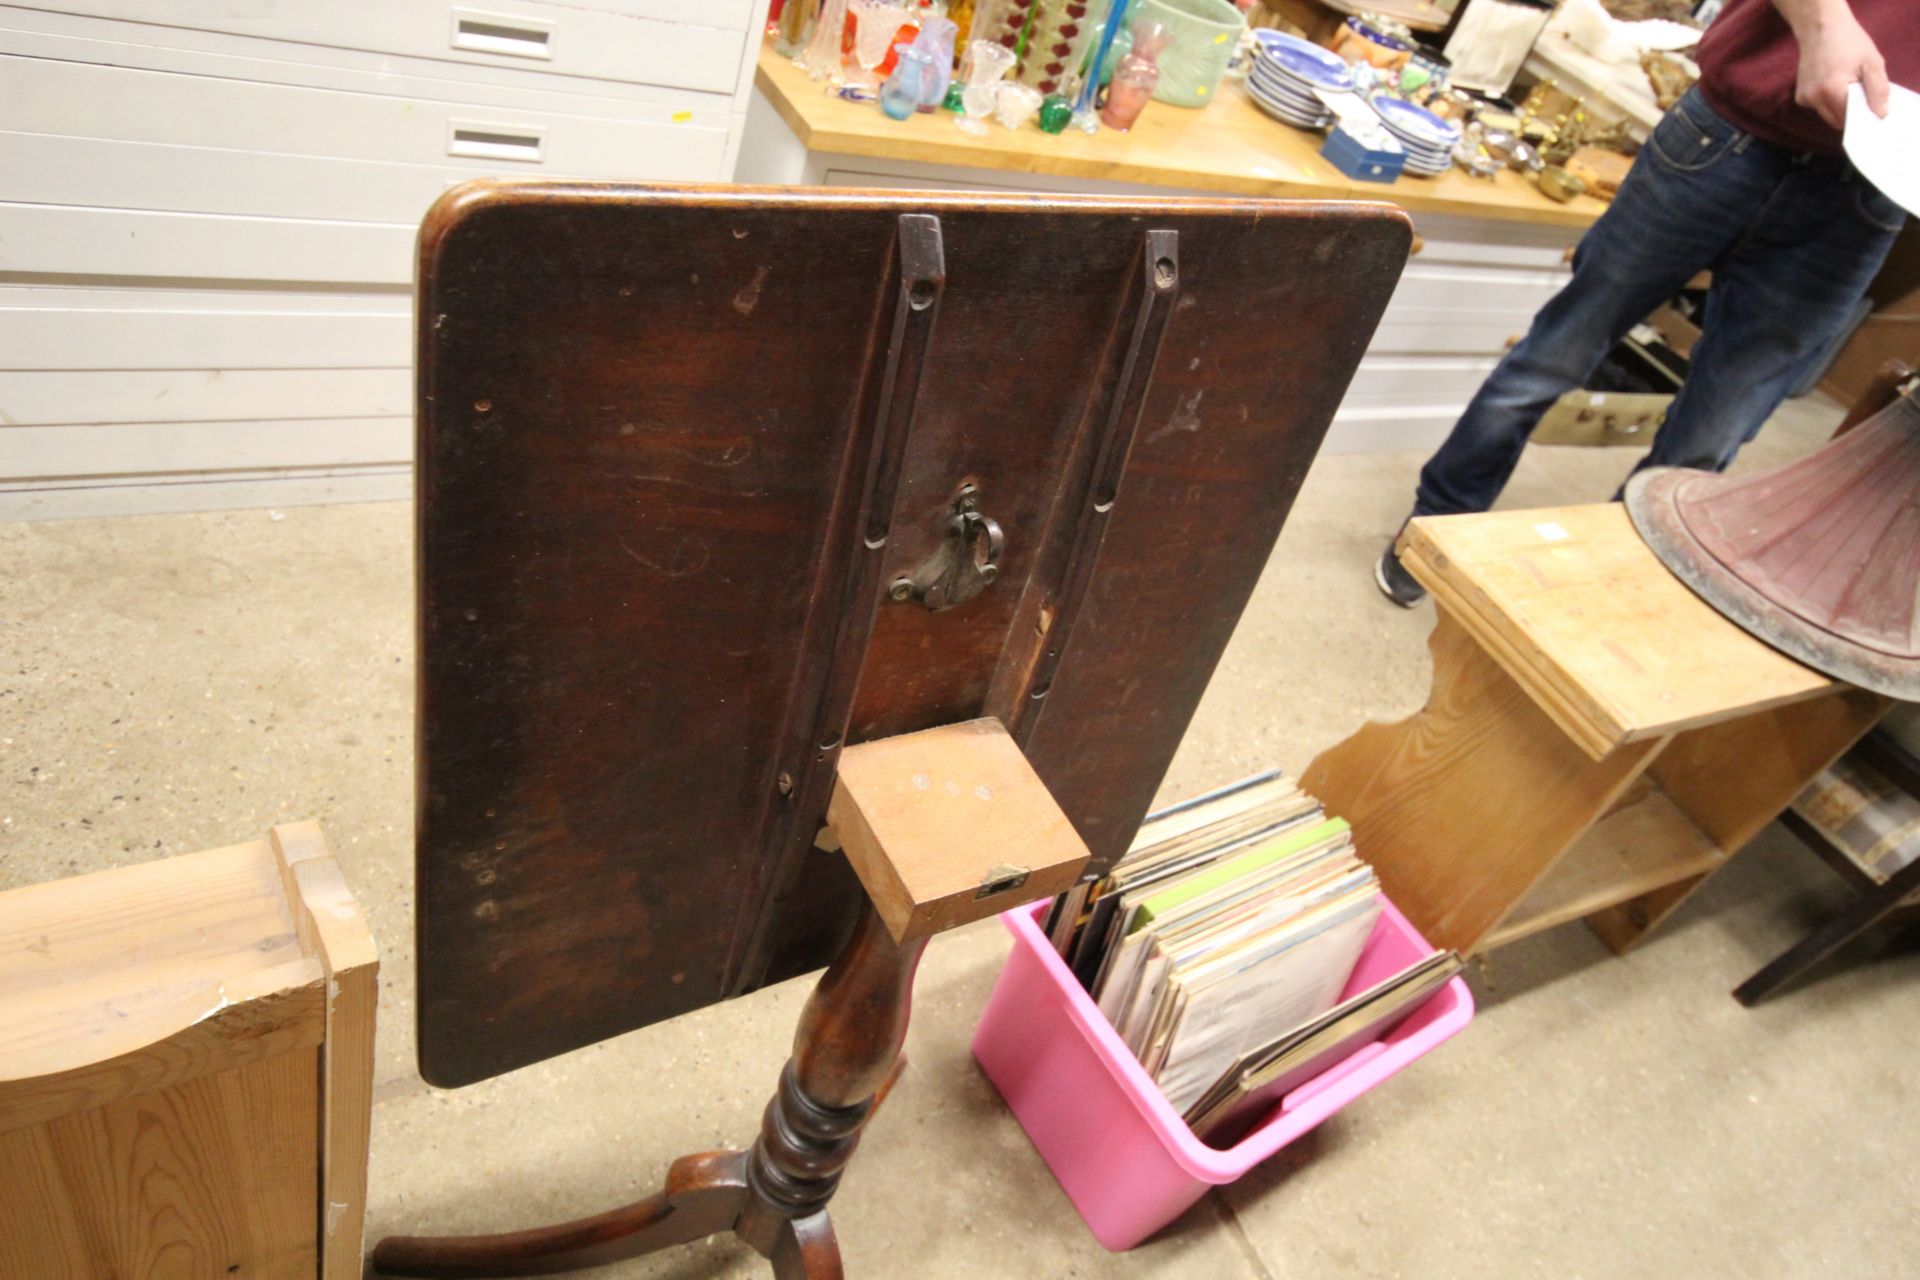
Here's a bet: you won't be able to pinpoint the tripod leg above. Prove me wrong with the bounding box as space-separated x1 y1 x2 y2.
370 1150 751 1278
374 904 923 1279
768 1213 842 1280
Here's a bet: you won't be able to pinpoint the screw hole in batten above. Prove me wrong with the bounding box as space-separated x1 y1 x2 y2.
1153 257 1176 289
908 279 937 310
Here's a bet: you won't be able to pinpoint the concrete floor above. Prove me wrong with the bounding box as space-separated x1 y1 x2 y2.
3 397 1916 1279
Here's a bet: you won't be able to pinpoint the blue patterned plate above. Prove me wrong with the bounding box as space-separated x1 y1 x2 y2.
1250 67 1331 109
1371 95 1461 148
1251 31 1354 92
1247 83 1331 128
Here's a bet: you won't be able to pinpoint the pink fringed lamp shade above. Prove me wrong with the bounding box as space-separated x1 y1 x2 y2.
1626 391 1920 700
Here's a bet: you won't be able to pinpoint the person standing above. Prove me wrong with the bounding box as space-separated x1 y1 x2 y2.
1377 0 1915 607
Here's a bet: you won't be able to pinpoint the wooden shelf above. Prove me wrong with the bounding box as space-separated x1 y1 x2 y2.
1480 785 1727 951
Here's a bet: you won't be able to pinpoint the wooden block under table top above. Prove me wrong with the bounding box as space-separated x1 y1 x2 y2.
828 718 1092 944
0 822 377 1280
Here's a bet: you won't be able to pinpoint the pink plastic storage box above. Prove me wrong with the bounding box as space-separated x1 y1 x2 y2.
971 895 1473 1249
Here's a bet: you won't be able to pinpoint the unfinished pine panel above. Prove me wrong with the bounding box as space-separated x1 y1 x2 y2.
0 822 378 1280
0 1051 320 1280
827 718 1091 944
1301 612 1664 954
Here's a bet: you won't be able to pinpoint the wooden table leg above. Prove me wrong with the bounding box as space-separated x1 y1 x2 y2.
371 904 925 1279
1732 855 1920 1005
1301 612 1664 954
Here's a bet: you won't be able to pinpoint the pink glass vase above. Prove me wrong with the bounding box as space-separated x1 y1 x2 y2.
1099 19 1167 132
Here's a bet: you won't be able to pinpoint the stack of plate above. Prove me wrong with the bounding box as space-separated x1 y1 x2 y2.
1370 96 1460 177
1247 30 1352 131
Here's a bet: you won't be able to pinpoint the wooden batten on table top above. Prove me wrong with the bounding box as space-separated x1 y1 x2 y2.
1397 504 1840 761
755 48 1609 229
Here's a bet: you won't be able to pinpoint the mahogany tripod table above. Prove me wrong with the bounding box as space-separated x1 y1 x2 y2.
372 181 1410 1277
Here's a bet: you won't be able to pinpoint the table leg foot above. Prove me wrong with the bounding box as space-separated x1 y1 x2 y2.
369 1150 751 1278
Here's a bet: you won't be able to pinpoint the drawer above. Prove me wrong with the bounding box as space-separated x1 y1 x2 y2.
0 417 411 481
0 465 412 520
0 369 411 427
0 128 729 226
20 0 756 96
0 287 411 371
1366 312 1535 357
1339 354 1503 410
1323 403 1469 454
0 6 733 113
2 56 734 181
0 201 413 286
1383 262 1572 319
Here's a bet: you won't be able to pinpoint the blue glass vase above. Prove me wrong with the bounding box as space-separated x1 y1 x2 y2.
881 44 934 121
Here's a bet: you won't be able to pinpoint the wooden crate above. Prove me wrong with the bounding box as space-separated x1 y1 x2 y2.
0 822 377 1280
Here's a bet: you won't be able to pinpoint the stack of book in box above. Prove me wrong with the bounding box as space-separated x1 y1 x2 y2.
1044 770 1461 1143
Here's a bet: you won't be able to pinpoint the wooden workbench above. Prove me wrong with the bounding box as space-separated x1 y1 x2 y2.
739 45 1615 454
748 47 1608 229
1301 505 1886 957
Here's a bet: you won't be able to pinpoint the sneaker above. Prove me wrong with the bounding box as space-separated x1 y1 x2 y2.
1374 542 1426 608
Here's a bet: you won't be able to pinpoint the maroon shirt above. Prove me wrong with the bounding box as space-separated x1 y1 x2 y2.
1696 0 1920 154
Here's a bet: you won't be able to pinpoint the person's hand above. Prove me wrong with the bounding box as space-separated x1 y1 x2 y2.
1794 5 1890 127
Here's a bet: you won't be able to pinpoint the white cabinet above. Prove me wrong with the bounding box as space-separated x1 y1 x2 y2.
0 0 770 519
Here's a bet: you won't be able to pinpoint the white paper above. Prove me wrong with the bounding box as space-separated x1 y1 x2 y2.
1845 82 1920 219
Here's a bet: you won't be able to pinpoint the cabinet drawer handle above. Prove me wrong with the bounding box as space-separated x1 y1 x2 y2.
449 123 546 163
450 9 554 59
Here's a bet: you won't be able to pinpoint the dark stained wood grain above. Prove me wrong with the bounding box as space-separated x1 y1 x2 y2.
415 182 1410 1086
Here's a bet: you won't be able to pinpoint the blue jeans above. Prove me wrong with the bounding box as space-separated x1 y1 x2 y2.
1412 87 1908 518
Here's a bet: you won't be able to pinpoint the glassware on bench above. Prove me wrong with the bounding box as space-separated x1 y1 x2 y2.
881 42 936 119
1099 18 1166 132
993 81 1044 129
800 0 851 81
776 0 817 58
909 16 960 111
956 38 1017 135
850 0 906 90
